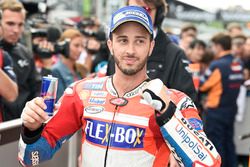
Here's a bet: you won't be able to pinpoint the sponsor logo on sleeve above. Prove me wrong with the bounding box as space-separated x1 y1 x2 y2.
188 118 203 131
179 97 196 110
174 117 215 161
85 119 145 148
31 151 39 166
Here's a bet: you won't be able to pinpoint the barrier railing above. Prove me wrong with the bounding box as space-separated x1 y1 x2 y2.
0 118 79 167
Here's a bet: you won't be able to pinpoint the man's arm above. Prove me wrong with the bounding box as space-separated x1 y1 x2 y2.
0 52 18 102
18 83 83 166
0 69 18 102
142 79 221 167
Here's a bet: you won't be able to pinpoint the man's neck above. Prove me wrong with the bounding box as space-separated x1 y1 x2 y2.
112 70 148 97
217 50 231 58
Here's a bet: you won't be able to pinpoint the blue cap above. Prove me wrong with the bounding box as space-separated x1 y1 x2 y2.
110 6 153 37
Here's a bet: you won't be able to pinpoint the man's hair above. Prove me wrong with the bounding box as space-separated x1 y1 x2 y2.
211 33 232 51
180 24 197 38
232 34 247 42
189 39 206 49
126 0 168 26
0 0 26 16
226 22 242 32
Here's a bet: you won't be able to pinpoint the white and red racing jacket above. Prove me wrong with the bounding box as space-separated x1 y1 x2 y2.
18 76 221 167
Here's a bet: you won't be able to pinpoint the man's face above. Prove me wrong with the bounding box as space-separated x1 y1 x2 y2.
107 22 154 76
190 44 205 63
211 43 221 58
128 0 157 26
1 9 25 44
244 38 250 58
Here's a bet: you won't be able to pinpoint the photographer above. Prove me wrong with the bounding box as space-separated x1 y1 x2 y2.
78 18 110 75
31 26 61 76
51 28 84 101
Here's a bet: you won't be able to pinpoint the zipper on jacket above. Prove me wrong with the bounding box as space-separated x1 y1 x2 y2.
103 105 119 167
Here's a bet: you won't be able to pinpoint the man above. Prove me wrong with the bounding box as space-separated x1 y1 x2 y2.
107 0 197 103
231 35 246 59
18 6 220 167
179 24 197 54
0 50 18 122
0 0 41 121
243 36 250 80
227 22 243 38
200 33 243 167
187 39 207 91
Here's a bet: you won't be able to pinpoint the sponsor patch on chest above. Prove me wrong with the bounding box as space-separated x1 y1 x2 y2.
88 98 106 105
84 106 104 114
85 119 145 148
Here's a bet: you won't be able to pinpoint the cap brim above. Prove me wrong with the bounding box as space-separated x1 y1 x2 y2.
111 19 153 35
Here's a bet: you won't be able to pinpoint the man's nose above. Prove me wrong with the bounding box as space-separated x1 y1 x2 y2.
13 25 20 33
126 42 135 55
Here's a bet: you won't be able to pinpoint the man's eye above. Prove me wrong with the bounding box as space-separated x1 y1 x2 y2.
136 40 145 44
119 39 127 43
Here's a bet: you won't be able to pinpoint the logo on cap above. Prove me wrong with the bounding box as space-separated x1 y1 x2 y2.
110 6 153 36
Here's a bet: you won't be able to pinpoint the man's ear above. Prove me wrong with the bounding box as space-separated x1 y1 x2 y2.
107 39 113 55
149 40 155 57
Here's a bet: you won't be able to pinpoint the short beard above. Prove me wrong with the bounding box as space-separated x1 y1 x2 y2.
113 54 148 76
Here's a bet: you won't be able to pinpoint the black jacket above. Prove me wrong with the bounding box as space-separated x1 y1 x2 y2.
107 28 197 102
1 40 41 121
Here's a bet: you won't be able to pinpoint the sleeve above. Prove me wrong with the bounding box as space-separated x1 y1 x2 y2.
168 49 198 105
2 51 17 82
199 64 221 92
18 85 83 166
156 89 221 167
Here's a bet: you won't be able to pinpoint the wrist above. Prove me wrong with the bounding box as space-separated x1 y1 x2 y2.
155 101 176 127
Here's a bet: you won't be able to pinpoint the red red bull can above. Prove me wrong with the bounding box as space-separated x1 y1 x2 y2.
40 75 58 116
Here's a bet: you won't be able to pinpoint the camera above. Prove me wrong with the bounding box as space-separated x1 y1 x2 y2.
54 39 70 57
80 29 106 42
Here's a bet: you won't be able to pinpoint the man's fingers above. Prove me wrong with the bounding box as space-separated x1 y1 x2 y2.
32 97 47 110
23 98 49 122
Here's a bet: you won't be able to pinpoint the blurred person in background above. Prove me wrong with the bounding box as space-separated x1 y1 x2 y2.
30 25 62 77
243 36 250 80
179 24 197 54
227 22 243 38
51 28 83 101
107 0 197 103
78 17 110 76
0 0 41 121
200 33 244 167
31 27 54 76
186 39 207 91
0 49 18 122
231 35 246 59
